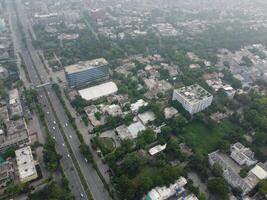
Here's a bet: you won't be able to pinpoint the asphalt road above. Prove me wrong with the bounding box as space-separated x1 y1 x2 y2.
7 2 87 200
9 1 112 200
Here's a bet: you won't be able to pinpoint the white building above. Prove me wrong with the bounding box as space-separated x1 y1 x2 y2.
172 84 213 114
78 81 118 101
15 146 38 183
177 194 199 200
230 142 258 167
149 144 167 156
130 99 148 113
127 122 146 139
145 177 187 200
138 111 156 125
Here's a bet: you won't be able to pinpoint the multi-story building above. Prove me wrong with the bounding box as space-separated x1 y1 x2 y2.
208 150 253 196
15 146 38 183
172 84 213 114
0 161 13 188
9 89 23 118
144 177 187 200
0 118 30 153
65 58 109 88
230 142 258 167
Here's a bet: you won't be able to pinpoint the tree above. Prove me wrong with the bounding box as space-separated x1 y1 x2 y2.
79 143 93 162
208 178 229 199
198 193 207 200
3 147 15 159
120 153 145 177
253 132 267 146
211 163 223 177
43 136 62 171
136 129 156 149
239 169 248 178
258 180 267 195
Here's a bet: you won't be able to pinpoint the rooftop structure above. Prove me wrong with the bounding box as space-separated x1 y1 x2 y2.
9 89 23 118
101 104 123 117
65 58 109 88
0 161 13 188
164 107 178 119
149 144 167 156
177 194 199 200
208 150 256 196
145 177 187 200
15 146 38 183
127 122 146 139
0 128 29 153
130 99 148 113
84 105 105 127
78 81 118 101
172 84 213 114
0 66 8 79
138 111 156 125
230 142 258 167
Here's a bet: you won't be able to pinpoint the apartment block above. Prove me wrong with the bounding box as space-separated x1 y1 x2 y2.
172 84 213 114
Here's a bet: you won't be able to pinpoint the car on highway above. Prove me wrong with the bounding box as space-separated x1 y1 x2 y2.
80 194 84 198
62 143 65 147
69 135 72 139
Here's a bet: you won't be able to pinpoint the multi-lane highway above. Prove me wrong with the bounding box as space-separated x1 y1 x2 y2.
8 0 112 200
7 2 87 200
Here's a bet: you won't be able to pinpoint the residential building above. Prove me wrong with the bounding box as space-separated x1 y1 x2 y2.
164 107 178 119
172 84 213 114
84 105 105 127
208 150 253 195
65 58 109 88
230 142 258 167
145 177 187 200
127 122 146 139
0 66 8 79
0 118 30 153
15 146 38 183
138 111 156 125
177 194 199 200
33 13 63 25
0 161 13 188
130 99 148 113
101 104 123 117
9 89 23 118
116 122 146 141
149 144 167 156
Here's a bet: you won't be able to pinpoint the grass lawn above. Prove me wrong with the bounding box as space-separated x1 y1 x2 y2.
182 120 244 156
99 137 115 152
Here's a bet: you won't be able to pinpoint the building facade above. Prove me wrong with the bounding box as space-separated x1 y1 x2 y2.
65 58 109 88
172 84 213 114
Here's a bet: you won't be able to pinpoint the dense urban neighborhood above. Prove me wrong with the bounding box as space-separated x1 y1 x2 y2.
0 0 267 200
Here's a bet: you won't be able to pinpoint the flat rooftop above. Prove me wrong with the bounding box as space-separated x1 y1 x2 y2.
78 81 118 101
15 146 37 180
65 58 108 74
174 84 212 103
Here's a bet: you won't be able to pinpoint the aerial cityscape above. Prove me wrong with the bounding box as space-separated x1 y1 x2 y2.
0 0 267 200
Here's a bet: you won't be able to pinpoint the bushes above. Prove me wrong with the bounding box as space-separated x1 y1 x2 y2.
208 178 229 199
